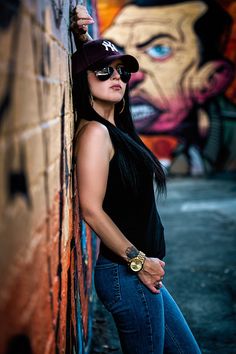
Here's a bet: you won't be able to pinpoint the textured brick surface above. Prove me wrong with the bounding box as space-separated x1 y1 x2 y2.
0 1 96 353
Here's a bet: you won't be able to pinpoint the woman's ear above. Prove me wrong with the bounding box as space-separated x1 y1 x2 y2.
192 59 234 104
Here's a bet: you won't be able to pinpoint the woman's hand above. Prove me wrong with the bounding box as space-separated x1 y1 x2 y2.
70 5 94 43
138 257 165 294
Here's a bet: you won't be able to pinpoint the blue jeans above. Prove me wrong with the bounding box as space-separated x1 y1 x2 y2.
94 255 201 354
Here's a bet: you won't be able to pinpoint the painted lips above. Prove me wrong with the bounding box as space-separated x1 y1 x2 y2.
131 100 164 131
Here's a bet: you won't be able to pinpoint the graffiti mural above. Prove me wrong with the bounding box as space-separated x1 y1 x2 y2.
97 0 236 175
0 1 97 353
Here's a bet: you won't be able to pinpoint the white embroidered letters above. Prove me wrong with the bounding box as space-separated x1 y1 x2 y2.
102 40 118 52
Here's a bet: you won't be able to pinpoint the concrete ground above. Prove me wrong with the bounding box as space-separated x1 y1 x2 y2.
90 176 236 354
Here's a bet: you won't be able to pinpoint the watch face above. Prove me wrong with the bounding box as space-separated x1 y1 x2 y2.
130 259 143 272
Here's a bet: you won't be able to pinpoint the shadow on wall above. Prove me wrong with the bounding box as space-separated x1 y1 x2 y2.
0 0 21 125
6 335 33 354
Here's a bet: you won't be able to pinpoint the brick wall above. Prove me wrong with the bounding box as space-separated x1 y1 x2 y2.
0 1 96 353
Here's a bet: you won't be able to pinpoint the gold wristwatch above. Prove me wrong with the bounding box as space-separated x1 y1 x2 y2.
128 251 146 272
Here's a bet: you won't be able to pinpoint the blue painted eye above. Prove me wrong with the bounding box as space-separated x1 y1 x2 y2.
147 45 172 60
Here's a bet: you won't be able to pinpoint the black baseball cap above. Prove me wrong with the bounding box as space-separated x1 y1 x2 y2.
72 39 139 75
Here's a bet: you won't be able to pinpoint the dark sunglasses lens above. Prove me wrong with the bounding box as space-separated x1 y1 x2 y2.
117 67 131 83
95 67 113 81
121 72 131 83
95 66 131 83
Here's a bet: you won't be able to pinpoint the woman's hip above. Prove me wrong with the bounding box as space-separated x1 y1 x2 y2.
94 254 163 312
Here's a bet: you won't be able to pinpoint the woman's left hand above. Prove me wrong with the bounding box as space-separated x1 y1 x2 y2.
138 257 165 294
70 5 94 41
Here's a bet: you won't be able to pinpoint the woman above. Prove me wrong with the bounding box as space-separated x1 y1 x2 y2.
71 6 201 354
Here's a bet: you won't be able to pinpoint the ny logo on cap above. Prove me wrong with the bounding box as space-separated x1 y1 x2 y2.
102 40 118 52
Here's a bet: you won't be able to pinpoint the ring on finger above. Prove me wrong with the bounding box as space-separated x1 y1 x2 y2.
154 282 161 289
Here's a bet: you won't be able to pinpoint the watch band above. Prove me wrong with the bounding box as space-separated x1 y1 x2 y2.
136 251 146 263
128 251 146 272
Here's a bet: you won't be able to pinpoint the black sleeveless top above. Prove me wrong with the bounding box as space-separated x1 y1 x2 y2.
96 119 166 261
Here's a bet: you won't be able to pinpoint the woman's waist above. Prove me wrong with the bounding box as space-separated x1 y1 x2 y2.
99 239 165 262
98 246 127 265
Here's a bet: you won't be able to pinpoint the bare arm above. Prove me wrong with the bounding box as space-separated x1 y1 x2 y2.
75 122 134 260
75 122 165 293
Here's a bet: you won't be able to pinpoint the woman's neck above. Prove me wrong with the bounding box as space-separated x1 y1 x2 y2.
93 100 116 125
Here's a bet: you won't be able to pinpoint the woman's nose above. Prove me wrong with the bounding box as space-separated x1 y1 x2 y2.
111 68 121 79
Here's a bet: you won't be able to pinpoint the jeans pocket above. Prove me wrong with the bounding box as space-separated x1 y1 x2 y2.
94 263 121 312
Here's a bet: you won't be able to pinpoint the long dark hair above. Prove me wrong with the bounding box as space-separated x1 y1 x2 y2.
72 70 166 196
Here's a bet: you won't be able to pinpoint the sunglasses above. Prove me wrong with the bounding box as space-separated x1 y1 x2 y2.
93 66 131 83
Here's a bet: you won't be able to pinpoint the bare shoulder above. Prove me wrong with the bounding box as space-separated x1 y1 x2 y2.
79 121 109 138
76 121 111 146
75 121 113 158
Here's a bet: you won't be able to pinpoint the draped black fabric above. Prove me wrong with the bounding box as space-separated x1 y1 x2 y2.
93 117 166 261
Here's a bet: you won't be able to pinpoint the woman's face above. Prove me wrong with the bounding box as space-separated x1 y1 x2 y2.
87 59 127 105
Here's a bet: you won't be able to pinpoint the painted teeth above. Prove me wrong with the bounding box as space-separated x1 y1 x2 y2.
131 104 156 121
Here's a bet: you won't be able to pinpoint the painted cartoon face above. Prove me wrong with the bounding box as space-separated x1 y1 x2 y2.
103 2 208 133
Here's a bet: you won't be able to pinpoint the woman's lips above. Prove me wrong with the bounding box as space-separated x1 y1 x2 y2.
110 84 122 89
